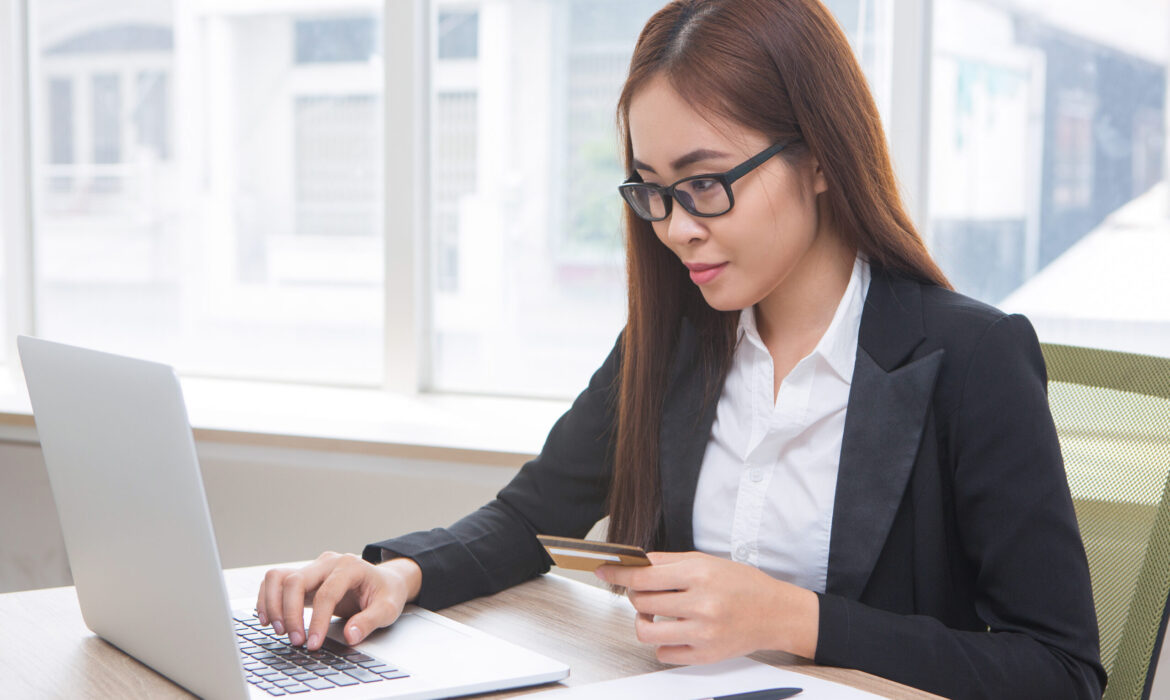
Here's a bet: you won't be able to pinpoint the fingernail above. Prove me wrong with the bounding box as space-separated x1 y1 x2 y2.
308 633 320 649
594 569 608 582
291 630 304 646
273 620 285 635
258 611 267 625
348 626 360 644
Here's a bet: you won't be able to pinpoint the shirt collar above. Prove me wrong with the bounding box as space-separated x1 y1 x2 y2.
735 255 871 382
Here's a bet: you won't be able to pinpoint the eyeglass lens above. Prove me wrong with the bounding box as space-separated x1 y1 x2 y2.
626 177 729 220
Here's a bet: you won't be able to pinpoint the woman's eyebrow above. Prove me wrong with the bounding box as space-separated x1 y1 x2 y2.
632 148 731 174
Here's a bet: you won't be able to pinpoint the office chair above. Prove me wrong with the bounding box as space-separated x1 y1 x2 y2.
1042 343 1170 700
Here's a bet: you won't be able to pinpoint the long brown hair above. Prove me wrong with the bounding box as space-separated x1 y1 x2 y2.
607 0 952 552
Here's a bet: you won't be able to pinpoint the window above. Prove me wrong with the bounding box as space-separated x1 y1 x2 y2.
8 0 1161 406
29 3 386 385
294 18 377 64
135 71 169 160
929 0 1168 357
427 0 895 398
437 10 478 60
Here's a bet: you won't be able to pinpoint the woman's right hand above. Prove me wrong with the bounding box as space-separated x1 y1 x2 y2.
254 551 422 652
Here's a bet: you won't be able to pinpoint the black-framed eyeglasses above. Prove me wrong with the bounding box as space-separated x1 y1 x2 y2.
618 140 798 222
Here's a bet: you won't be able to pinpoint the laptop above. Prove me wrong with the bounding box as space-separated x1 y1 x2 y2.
17 335 570 699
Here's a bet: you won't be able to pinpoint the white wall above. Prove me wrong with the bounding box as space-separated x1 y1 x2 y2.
0 437 522 594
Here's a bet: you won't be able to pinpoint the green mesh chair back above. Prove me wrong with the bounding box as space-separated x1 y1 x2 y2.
1042 343 1170 700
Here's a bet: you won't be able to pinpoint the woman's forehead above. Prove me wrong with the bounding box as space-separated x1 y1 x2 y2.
627 76 766 170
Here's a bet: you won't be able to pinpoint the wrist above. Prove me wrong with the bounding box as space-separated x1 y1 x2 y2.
379 557 423 603
763 579 820 659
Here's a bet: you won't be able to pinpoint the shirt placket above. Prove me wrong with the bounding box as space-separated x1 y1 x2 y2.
729 342 774 566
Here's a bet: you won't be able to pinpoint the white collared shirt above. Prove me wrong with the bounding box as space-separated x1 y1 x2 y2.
692 256 871 593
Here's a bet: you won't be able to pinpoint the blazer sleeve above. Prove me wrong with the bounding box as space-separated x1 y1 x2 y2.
361 331 623 611
815 314 1106 700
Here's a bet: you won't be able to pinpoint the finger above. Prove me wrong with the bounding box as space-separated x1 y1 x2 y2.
306 567 360 650
281 571 311 645
261 568 293 633
627 589 690 619
603 562 687 592
655 644 698 665
634 612 696 647
277 555 343 644
343 597 402 646
644 551 697 565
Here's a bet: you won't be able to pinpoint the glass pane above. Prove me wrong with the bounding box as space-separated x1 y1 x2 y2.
428 0 893 398
32 3 385 384
929 0 1169 357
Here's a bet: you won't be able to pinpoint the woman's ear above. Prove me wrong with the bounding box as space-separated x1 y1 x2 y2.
810 158 828 195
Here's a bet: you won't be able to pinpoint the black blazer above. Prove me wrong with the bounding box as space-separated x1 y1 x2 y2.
364 267 1106 700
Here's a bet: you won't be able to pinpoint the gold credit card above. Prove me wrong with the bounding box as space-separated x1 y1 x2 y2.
536 534 652 571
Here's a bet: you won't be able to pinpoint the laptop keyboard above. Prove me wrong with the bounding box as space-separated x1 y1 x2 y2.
233 611 409 695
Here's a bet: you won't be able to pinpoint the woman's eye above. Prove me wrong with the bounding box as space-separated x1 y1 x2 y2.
691 179 717 194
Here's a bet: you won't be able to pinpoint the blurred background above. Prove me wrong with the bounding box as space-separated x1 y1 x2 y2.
1 0 1167 596
2 0 1165 399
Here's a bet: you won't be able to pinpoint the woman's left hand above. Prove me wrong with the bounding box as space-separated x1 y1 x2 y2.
595 551 819 665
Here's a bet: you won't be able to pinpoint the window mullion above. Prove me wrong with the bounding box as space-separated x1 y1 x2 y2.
1 0 36 374
383 0 429 395
887 0 934 240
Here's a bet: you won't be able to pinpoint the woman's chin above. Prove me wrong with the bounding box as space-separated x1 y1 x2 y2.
698 287 752 313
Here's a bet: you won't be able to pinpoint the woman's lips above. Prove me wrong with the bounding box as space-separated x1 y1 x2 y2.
686 262 728 285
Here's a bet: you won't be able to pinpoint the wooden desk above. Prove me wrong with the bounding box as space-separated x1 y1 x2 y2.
0 564 940 699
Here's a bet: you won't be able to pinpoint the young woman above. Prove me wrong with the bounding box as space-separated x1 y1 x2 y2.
256 1 1105 697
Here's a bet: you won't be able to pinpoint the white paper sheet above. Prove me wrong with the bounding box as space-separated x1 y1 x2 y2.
529 656 887 699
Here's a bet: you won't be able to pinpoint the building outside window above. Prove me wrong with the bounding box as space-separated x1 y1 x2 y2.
427 0 896 398
930 0 1168 357
30 0 385 385
8 0 1169 400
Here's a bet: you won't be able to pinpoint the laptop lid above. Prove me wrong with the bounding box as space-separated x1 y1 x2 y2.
19 336 570 699
18 335 250 699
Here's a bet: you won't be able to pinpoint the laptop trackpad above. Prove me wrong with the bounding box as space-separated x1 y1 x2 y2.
337 612 493 674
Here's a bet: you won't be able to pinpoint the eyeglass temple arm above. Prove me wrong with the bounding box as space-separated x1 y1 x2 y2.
723 140 797 185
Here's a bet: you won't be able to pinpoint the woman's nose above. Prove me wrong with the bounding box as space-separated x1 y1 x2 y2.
665 203 707 246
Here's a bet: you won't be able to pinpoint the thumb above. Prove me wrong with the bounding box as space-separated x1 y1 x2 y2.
343 600 399 645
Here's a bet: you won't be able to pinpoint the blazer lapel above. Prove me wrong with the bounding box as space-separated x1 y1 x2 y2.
826 268 943 599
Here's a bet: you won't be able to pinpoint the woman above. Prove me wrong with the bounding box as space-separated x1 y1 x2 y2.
256 1 1105 697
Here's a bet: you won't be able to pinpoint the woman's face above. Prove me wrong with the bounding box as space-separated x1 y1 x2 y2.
626 75 829 312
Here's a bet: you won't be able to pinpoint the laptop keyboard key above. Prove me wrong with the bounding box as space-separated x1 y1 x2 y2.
342 668 383 683
303 678 336 690
283 684 312 694
328 675 359 687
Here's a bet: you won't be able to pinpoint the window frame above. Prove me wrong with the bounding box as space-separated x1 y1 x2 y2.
0 0 933 400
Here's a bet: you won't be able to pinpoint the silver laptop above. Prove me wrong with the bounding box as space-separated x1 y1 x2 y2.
18 335 569 699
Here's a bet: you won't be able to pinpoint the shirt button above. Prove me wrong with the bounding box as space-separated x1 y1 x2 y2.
749 468 764 483
734 545 750 561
